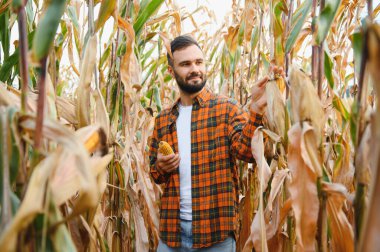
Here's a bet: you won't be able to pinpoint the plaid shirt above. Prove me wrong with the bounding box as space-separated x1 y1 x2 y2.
149 88 262 248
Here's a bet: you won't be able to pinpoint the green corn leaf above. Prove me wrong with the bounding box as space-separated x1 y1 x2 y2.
32 0 66 61
350 31 363 78
95 0 116 33
324 49 334 89
273 0 286 38
332 95 349 121
133 0 165 37
99 44 111 69
0 10 10 60
11 0 22 11
250 26 260 52
8 107 20 184
10 191 20 215
67 6 80 31
153 85 162 112
285 0 312 53
350 99 359 146
315 0 342 45
0 50 18 82
26 0 34 28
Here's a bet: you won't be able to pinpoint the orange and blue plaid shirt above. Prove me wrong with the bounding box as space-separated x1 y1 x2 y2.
149 87 262 248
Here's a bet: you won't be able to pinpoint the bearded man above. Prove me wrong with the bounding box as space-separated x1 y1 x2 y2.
149 35 282 251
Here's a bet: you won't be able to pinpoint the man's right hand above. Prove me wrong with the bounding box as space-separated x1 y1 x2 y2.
156 152 180 175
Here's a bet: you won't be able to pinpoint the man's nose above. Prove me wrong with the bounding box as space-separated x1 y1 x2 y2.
189 63 200 73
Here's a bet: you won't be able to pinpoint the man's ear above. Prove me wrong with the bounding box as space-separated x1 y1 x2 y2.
168 66 174 78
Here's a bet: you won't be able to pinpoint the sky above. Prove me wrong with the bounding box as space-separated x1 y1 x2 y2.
171 0 233 33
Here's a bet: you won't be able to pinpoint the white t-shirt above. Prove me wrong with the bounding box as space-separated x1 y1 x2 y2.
176 104 192 220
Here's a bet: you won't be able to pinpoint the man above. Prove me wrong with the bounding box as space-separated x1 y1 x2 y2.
149 35 281 251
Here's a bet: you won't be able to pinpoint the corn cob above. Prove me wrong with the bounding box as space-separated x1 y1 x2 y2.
158 141 174 155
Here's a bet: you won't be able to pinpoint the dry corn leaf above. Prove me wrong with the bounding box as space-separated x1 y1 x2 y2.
159 32 173 60
126 186 149 252
0 149 59 251
146 11 181 36
288 122 320 251
355 123 372 185
322 182 354 252
289 66 325 141
93 88 110 141
265 80 286 138
118 17 142 94
359 24 380 252
131 143 160 230
223 25 240 55
76 35 97 128
56 96 77 125
20 117 106 206
67 21 80 76
46 73 58 119
251 128 272 192
243 128 271 252
0 83 36 112
267 169 289 212
243 0 256 43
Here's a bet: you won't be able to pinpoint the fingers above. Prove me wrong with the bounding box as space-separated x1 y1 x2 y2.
270 65 285 77
256 76 269 87
157 153 180 175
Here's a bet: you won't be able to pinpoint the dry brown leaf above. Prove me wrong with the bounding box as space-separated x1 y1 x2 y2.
46 73 58 119
289 66 325 141
159 32 173 60
76 35 98 128
288 122 319 251
355 123 372 185
359 24 380 252
223 25 240 55
56 96 77 125
118 17 141 94
0 83 36 112
126 186 149 252
243 128 272 252
265 80 286 138
93 88 110 141
322 182 354 252
251 128 272 192
66 21 80 76
243 0 256 43
267 169 289 212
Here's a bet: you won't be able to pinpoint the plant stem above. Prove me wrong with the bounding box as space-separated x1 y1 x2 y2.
285 0 294 99
17 6 29 114
0 110 11 231
255 9 264 81
354 27 369 245
34 57 47 150
311 0 318 87
367 0 373 19
317 44 324 98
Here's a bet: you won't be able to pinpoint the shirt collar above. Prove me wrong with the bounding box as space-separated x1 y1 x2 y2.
170 87 212 111
168 87 212 126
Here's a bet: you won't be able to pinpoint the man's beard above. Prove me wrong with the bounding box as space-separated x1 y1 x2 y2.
174 70 207 94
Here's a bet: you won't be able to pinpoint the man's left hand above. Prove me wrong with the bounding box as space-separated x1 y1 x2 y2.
250 66 284 115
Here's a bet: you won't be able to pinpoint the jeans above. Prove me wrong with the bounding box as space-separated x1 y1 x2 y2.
157 220 236 252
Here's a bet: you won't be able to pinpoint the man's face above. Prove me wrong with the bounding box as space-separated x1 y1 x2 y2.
169 45 207 94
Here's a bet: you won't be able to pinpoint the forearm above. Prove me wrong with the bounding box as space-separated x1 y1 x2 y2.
230 109 263 162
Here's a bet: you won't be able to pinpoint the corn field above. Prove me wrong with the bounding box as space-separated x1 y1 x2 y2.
0 0 380 251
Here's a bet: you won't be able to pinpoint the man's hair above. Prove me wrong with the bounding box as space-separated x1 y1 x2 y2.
167 35 202 67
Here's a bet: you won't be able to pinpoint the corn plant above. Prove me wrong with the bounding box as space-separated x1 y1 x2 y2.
0 0 380 251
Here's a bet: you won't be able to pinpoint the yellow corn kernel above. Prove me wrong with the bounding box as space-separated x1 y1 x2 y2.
158 141 174 155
